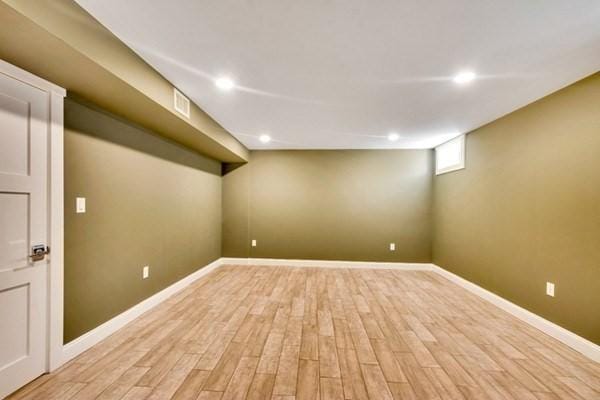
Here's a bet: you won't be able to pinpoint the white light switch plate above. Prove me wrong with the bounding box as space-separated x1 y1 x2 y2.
389 243 396 251
143 266 149 279
251 239 257 247
76 197 86 213
546 282 555 297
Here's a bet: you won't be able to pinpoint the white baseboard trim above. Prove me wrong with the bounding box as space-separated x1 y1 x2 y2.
223 257 600 362
220 257 435 271
59 257 599 367
60 257 431 366
431 264 600 363
61 258 223 365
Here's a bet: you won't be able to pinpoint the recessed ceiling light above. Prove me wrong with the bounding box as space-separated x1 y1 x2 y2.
387 132 400 142
259 134 271 143
453 71 476 84
215 77 235 91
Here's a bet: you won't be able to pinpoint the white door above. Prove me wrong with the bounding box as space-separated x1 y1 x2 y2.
0 71 49 398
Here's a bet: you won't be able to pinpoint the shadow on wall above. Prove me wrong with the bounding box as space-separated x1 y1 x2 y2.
222 162 246 176
65 95 221 176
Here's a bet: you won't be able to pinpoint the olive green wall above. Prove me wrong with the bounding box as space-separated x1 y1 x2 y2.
223 150 433 262
433 72 600 345
64 72 600 346
64 97 222 343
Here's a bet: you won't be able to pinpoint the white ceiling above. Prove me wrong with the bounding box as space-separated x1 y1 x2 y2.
76 0 600 149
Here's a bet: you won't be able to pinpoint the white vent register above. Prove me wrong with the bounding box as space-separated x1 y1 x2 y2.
173 88 190 118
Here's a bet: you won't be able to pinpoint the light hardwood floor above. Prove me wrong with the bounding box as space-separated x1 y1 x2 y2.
8 265 600 400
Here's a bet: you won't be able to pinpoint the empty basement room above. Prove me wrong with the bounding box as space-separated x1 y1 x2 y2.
1 1 600 400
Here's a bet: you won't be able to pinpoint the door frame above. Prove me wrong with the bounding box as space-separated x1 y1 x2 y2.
0 59 66 373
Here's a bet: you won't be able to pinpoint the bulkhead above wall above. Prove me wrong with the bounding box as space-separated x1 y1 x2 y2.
0 0 248 163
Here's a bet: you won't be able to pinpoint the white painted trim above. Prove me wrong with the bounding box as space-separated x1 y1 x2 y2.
48 91 65 372
59 257 431 365
0 59 67 377
223 258 600 362
57 256 600 368
61 258 222 364
0 59 66 96
220 257 435 270
431 264 600 363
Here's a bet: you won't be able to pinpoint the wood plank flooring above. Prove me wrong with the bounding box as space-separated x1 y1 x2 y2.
8 265 600 399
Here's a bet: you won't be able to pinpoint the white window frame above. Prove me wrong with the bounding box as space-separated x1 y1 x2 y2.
435 134 466 175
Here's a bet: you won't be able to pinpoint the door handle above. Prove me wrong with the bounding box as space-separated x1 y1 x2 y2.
29 245 50 262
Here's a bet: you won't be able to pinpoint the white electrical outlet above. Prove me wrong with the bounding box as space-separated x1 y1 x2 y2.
251 239 257 247
546 282 555 297
143 266 150 279
76 197 86 213
389 243 396 251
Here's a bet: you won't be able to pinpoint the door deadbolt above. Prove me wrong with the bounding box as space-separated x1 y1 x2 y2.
29 245 50 262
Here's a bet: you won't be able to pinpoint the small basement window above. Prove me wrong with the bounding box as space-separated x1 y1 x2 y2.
435 135 465 175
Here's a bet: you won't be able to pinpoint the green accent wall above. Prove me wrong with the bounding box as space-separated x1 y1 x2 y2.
64 97 222 343
223 150 433 262
433 72 600 345
63 72 600 347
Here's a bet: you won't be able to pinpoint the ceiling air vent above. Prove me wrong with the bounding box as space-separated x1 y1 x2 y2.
173 88 190 118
